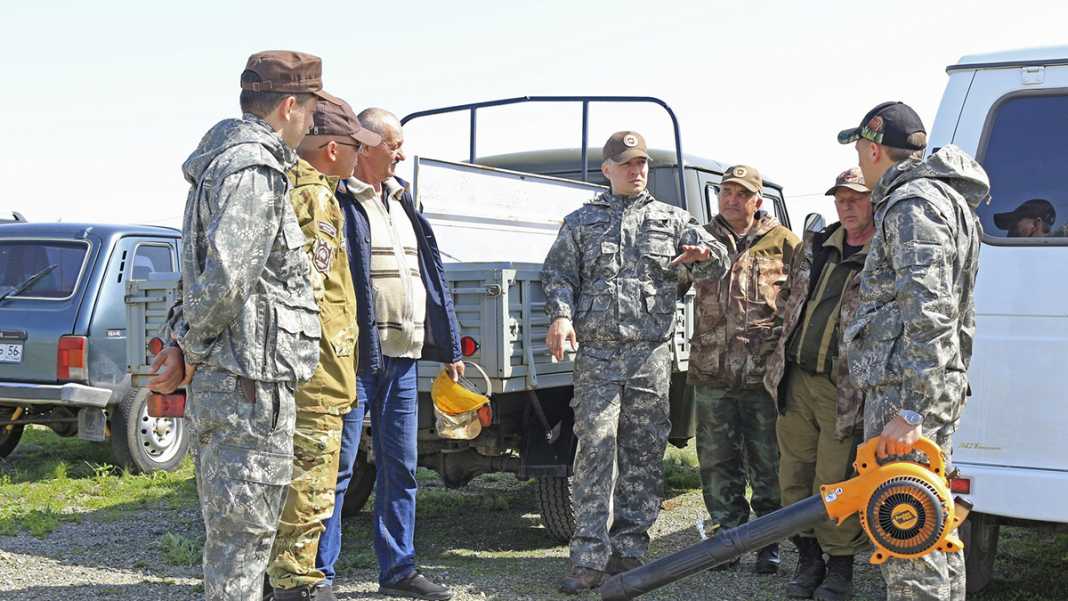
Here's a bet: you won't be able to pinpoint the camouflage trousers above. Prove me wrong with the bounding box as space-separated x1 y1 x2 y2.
267 410 344 589
694 384 780 530
187 366 296 601
570 342 672 570
776 366 866 555
865 385 965 601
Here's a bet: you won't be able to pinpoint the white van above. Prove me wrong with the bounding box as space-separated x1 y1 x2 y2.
928 46 1068 592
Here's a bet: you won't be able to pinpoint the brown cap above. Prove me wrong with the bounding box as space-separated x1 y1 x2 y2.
721 165 762 194
825 166 870 196
240 50 340 104
603 131 650 163
308 98 383 146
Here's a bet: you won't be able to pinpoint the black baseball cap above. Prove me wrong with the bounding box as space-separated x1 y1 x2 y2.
838 101 927 151
994 198 1056 230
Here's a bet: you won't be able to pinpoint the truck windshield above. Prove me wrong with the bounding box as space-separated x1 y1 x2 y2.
0 240 88 299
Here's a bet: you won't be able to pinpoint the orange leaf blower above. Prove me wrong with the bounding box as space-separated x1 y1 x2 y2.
600 437 971 600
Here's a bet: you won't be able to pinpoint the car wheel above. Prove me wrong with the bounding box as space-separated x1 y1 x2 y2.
961 512 1000 593
110 387 190 473
340 448 376 518
536 475 575 543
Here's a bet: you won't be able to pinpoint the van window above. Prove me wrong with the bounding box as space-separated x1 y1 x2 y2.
704 183 721 222
0 240 89 299
131 244 174 280
979 93 1068 241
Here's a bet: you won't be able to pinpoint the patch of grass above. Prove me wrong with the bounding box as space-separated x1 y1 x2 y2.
159 532 201 566
0 426 197 537
663 441 701 491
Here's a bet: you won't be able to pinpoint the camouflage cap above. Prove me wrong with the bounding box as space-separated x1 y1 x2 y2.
308 98 383 146
837 101 927 150
994 198 1056 230
603 131 650 163
240 50 341 104
825 166 870 196
721 165 762 194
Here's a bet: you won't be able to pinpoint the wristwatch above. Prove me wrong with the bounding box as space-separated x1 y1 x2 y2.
898 409 924 427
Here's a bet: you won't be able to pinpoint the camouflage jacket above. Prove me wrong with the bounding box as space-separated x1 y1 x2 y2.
167 114 321 383
688 211 800 389
844 145 989 432
764 222 866 440
288 159 358 413
541 190 728 345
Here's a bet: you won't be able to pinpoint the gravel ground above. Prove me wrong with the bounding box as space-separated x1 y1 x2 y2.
0 474 892 601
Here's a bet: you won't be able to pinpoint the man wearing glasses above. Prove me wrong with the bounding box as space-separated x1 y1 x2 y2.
265 98 382 601
316 108 464 601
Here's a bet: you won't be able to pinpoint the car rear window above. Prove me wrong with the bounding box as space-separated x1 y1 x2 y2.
0 240 89 299
979 93 1068 242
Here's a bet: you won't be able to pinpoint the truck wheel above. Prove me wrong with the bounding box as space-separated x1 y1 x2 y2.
341 448 376 518
110 387 190 474
961 512 999 593
536 476 575 543
0 421 23 458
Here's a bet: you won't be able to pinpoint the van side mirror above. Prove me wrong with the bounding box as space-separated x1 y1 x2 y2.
804 212 826 233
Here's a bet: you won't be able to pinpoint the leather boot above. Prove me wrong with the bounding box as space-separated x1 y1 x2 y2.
813 555 854 601
605 554 644 576
785 536 826 598
559 566 606 594
754 542 781 574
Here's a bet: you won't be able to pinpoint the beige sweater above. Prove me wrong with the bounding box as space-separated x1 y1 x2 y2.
350 177 427 359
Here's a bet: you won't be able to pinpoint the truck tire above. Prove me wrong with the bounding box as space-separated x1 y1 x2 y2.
110 387 190 474
0 422 23 458
961 512 999 594
340 448 376 518
536 476 575 543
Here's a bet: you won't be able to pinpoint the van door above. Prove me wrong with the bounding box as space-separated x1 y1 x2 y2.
946 67 1068 474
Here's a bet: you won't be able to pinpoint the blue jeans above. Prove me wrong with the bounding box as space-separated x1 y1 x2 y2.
315 356 419 586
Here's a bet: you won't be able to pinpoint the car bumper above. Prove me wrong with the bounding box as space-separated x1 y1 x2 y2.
0 382 112 408
954 462 1068 523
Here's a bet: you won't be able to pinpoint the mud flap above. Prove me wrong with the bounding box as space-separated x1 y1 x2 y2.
78 407 107 441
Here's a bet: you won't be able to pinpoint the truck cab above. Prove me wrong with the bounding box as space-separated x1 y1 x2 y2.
928 46 1068 592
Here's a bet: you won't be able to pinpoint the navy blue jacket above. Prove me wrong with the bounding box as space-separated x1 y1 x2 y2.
337 176 462 375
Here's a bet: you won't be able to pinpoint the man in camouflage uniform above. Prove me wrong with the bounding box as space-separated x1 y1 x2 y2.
149 51 335 601
839 101 989 601
265 99 382 600
765 167 874 601
542 131 728 594
688 164 800 574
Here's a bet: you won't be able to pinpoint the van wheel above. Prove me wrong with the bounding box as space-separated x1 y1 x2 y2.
341 448 376 518
961 512 999 593
0 409 23 458
536 476 575 543
110 387 190 474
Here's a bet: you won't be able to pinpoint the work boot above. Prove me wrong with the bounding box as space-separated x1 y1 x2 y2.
785 536 826 598
754 543 781 574
273 583 335 600
379 572 453 600
813 555 854 601
605 554 644 576
559 566 606 594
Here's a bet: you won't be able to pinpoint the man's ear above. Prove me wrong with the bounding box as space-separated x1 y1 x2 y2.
326 139 338 162
754 194 764 209
279 96 298 121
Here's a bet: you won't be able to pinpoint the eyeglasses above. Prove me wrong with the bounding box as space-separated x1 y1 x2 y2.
318 139 358 149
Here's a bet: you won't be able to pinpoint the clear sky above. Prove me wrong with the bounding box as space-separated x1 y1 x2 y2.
3 0 1067 228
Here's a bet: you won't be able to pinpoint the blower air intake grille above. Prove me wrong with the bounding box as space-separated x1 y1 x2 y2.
865 476 948 555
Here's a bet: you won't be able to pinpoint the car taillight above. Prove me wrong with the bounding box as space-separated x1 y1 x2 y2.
950 476 971 494
57 336 88 381
461 336 479 357
148 337 164 356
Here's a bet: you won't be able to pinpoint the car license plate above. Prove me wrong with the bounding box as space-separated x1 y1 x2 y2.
0 343 23 364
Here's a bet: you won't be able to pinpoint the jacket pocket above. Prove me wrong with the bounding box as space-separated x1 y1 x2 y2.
847 308 904 389
273 305 322 381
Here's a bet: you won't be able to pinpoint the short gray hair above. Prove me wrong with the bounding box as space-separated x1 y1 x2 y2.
357 107 401 138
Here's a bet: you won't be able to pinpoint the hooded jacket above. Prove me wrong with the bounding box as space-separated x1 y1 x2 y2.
688 211 800 390
169 113 321 382
844 145 989 432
